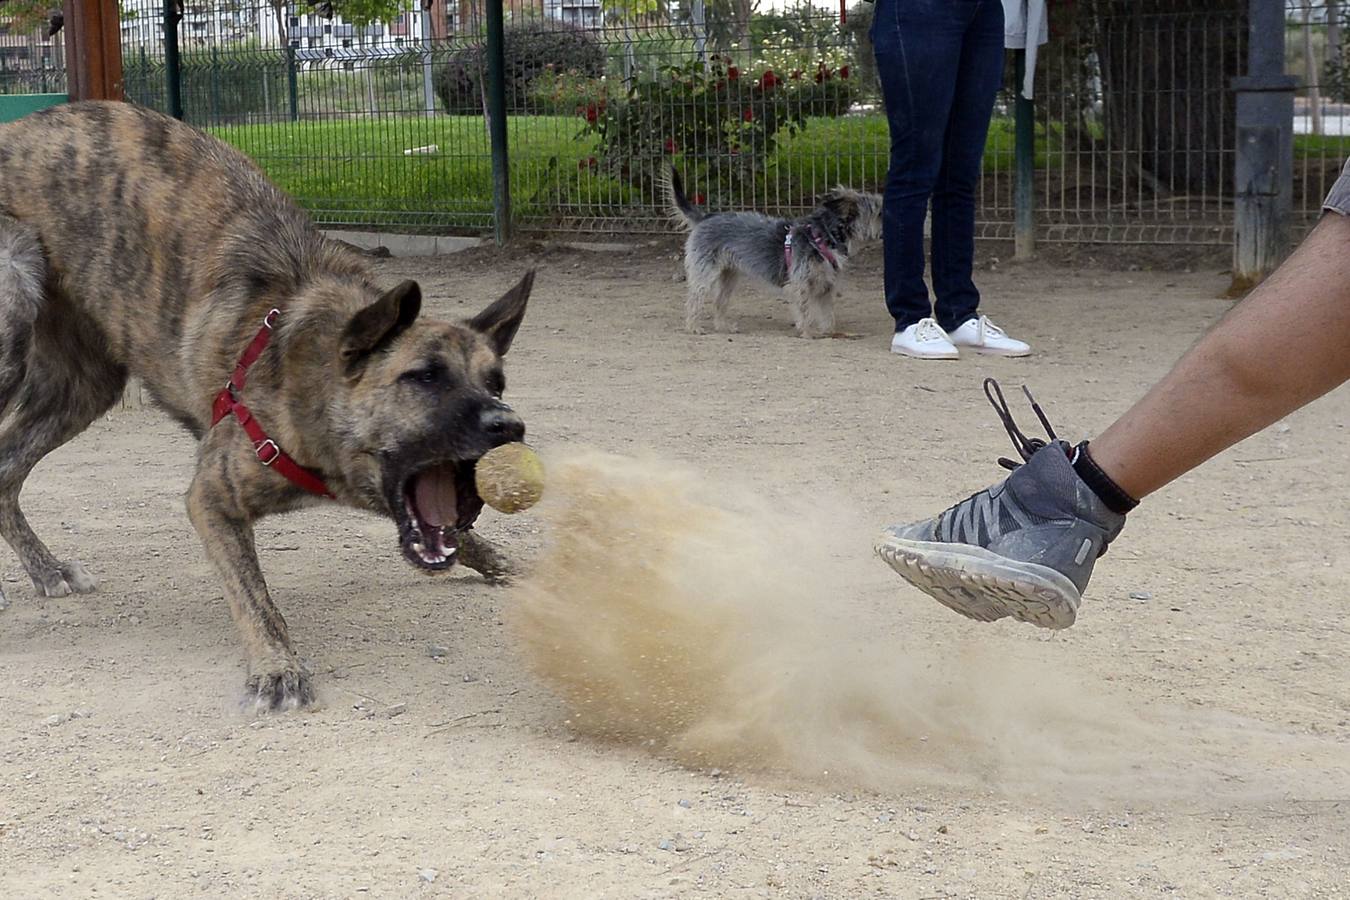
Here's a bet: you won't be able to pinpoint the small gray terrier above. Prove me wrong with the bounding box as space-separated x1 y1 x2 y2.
664 168 882 337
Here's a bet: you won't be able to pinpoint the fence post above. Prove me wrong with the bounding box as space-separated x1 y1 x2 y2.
485 0 511 246
61 0 125 102
163 0 183 119
286 45 299 122
1230 0 1295 293
1013 49 1035 260
210 45 220 125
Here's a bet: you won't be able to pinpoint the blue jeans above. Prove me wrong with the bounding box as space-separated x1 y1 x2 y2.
871 0 1005 333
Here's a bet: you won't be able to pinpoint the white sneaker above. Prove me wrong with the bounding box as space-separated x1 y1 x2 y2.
890 317 959 359
946 315 1031 357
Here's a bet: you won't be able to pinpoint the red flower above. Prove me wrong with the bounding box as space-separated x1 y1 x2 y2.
760 69 778 90
727 65 740 80
693 193 706 204
584 103 599 124
839 65 850 80
664 138 679 154
742 107 754 122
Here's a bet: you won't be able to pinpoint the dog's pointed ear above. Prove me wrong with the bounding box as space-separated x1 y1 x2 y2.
822 189 860 224
470 269 534 356
340 280 422 375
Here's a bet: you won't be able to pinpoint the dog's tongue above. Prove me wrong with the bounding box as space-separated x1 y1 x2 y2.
413 464 459 528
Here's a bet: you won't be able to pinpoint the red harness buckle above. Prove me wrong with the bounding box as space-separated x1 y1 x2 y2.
254 439 281 466
210 310 334 499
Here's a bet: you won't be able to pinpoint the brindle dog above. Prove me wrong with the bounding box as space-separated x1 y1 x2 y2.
0 102 534 709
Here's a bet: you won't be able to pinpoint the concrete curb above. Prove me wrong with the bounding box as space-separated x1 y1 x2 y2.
323 230 484 257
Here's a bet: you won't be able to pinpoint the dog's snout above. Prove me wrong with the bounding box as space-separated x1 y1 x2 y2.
480 403 525 444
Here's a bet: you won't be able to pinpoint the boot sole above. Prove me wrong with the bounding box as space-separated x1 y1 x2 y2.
874 534 1079 629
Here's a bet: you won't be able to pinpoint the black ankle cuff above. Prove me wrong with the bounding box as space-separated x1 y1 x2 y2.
1071 442 1139 515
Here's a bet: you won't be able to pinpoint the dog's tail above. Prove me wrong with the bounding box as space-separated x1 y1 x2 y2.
660 166 705 231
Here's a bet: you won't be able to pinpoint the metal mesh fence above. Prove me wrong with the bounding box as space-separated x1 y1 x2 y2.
115 0 887 234
120 0 500 229
1022 1 1245 245
5 1 1342 246
1289 1 1350 232
0 20 65 96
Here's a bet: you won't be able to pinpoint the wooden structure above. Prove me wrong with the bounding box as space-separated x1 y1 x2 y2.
60 0 123 102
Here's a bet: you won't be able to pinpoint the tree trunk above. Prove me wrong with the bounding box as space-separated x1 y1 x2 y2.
1330 0 1343 72
1306 4 1322 136
1092 0 1247 194
732 0 752 60
273 1 287 50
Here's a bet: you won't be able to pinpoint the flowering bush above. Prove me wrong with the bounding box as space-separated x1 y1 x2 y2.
527 68 611 116
578 55 858 194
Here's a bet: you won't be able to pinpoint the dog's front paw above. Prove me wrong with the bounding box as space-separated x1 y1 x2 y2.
246 665 314 712
458 532 517 585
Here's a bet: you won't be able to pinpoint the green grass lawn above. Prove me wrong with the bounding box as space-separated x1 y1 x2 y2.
209 112 1054 230
1293 132 1350 161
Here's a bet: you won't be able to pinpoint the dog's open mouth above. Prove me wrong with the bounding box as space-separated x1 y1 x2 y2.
398 460 484 570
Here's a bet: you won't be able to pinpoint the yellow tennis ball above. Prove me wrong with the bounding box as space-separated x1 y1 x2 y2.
475 443 545 514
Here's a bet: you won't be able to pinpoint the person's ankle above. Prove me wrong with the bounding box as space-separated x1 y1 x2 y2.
1070 441 1138 515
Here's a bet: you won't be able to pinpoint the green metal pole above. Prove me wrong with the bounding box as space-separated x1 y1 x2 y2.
1013 49 1034 260
163 0 183 120
210 45 220 125
485 0 511 245
286 45 299 123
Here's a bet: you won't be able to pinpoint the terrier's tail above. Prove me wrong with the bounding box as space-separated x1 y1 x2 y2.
660 166 705 231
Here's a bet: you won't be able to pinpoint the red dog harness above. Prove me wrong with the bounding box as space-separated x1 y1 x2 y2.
783 225 841 273
210 309 334 498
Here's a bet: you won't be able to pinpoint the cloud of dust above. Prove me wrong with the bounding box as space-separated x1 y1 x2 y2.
509 451 1346 803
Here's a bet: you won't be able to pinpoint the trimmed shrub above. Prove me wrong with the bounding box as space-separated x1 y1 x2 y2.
435 22 604 114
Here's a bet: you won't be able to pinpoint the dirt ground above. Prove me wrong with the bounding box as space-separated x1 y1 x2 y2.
2 241 1348 899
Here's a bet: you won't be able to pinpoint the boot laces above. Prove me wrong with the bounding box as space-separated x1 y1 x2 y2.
983 378 1058 471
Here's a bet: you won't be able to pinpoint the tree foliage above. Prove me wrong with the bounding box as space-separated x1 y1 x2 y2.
323 0 410 29
0 0 53 33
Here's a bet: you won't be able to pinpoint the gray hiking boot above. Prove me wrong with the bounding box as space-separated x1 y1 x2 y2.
875 380 1126 629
